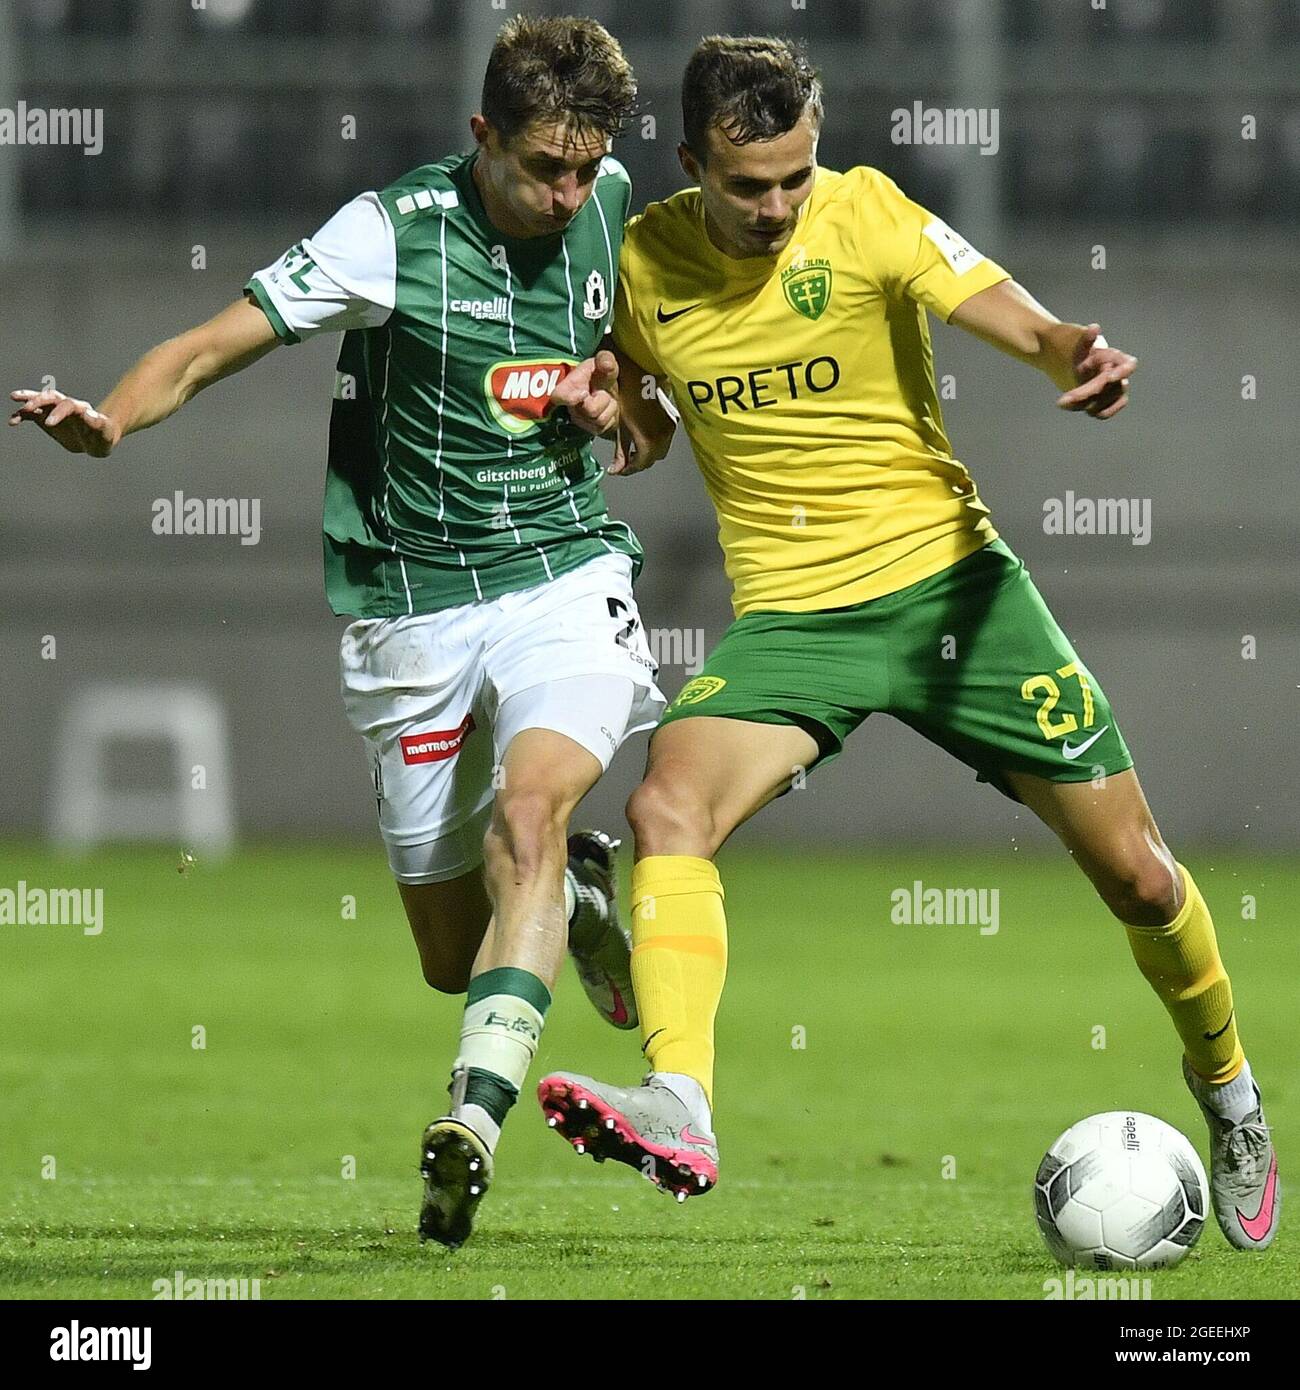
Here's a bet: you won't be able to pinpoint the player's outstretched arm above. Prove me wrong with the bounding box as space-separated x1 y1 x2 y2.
551 348 622 439
550 345 675 476
8 294 280 456
605 344 676 477
949 279 1137 420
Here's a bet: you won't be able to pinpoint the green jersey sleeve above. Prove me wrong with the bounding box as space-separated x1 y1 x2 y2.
246 191 398 344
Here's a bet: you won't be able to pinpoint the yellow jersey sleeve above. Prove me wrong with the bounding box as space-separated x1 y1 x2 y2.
613 232 665 377
857 168 1010 322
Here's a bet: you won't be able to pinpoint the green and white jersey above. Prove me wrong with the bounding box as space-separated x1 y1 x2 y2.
246 151 642 617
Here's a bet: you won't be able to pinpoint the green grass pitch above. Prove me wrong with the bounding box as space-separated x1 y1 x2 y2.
0 843 1292 1300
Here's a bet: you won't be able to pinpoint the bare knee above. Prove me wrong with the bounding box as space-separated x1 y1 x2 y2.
483 787 569 885
1092 841 1181 926
626 777 720 859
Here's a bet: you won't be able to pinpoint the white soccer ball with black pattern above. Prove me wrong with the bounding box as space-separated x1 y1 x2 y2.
1034 1112 1208 1269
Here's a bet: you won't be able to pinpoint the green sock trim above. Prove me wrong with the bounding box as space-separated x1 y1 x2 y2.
467 966 552 1015
463 1068 518 1126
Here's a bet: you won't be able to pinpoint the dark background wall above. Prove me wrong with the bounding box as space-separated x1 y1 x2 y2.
1 0 1295 854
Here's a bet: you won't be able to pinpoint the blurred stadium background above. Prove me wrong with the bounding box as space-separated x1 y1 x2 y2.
3 0 1299 1310
1 0 1296 854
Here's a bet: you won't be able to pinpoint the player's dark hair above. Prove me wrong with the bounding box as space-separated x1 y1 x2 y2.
682 35 822 161
481 15 637 145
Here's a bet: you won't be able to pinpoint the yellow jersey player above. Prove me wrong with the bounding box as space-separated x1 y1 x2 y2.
539 35 1279 1250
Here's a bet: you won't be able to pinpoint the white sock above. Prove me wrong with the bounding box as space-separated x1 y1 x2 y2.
1190 1056 1257 1125
653 1071 712 1132
455 1103 502 1153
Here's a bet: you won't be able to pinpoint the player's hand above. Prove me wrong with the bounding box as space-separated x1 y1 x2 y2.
1055 324 1137 421
8 388 121 455
551 350 620 437
607 417 672 477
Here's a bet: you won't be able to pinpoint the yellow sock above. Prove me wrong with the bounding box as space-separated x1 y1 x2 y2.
630 855 727 1106
1125 864 1244 1084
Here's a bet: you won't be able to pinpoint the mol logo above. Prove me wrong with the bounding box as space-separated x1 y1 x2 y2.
485 358 578 435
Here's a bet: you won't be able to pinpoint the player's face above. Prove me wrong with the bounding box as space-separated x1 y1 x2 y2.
471 116 609 238
682 111 818 259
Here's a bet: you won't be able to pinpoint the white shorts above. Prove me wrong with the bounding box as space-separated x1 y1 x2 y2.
340 552 665 884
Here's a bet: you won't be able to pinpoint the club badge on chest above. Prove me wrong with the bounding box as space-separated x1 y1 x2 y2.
582 269 608 321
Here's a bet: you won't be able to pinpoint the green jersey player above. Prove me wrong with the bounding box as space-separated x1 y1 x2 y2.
9 16 661 1250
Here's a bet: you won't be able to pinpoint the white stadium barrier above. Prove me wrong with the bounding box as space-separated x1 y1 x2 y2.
50 682 235 857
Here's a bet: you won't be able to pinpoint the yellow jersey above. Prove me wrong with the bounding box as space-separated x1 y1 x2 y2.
614 165 1012 616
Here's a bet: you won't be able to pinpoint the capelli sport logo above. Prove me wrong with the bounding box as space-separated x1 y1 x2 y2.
485 358 578 435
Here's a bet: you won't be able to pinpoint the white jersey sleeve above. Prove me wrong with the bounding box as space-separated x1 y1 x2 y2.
246 191 397 342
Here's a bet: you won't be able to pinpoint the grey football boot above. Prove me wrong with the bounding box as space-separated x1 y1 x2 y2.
1183 1057 1280 1249
538 1071 718 1200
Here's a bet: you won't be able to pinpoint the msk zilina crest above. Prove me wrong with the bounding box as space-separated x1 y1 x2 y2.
781 256 833 320
670 676 727 708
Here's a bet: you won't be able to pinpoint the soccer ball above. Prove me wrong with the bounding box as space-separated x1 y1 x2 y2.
1034 1111 1208 1269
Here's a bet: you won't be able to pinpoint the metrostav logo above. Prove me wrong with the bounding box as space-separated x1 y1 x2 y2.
400 715 476 765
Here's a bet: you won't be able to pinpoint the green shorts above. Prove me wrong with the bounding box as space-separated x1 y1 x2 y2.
658 540 1133 801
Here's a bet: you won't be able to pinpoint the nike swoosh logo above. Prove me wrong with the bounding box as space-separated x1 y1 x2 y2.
1061 725 1110 761
606 983 629 1027
680 1124 716 1148
1204 1010 1234 1042
1236 1152 1279 1242
656 302 700 323
641 1026 666 1057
